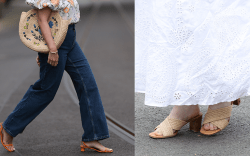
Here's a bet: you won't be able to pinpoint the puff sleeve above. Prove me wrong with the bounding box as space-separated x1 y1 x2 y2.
25 0 72 11
25 0 80 23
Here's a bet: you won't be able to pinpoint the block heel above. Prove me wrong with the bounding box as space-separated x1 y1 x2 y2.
189 114 202 132
231 98 240 106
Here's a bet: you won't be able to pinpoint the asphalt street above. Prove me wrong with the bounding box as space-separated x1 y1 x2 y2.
0 1 134 155
135 93 250 156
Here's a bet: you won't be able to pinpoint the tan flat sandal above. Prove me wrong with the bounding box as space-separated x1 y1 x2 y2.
200 98 240 135
149 112 203 139
0 122 14 152
80 141 113 153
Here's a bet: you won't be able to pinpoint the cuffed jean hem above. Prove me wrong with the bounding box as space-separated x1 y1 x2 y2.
2 124 15 137
82 134 110 142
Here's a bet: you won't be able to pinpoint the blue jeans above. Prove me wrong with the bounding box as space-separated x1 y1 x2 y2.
3 24 109 142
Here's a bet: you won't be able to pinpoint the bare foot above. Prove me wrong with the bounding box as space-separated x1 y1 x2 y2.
203 101 231 131
1 126 15 151
82 141 113 152
149 105 200 136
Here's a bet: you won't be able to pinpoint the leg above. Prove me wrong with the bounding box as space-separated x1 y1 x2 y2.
169 105 200 121
1 50 68 150
65 41 112 151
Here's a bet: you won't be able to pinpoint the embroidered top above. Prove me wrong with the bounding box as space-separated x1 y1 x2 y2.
25 0 80 24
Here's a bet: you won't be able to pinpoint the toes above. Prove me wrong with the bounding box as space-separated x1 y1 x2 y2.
149 131 163 137
7 146 12 151
149 132 155 136
209 123 214 130
151 131 163 136
154 129 163 136
213 125 217 130
106 148 113 152
209 123 219 130
204 123 210 130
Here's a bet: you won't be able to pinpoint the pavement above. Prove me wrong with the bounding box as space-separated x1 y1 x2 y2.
135 93 250 156
0 0 134 155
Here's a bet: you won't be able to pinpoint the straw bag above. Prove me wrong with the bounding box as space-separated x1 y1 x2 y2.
19 9 72 53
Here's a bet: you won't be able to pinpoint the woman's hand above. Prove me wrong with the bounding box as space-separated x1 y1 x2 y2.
47 52 59 67
36 55 40 67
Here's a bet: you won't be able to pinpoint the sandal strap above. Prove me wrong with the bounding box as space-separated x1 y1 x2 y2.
168 117 187 130
80 145 88 149
155 116 187 136
0 122 14 152
81 142 112 153
203 105 232 130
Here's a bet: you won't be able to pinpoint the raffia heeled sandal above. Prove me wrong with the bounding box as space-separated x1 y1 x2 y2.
80 141 113 153
200 99 240 135
0 122 15 152
149 112 203 139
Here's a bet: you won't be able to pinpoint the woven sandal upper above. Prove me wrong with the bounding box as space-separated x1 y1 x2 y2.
203 105 232 130
155 116 187 136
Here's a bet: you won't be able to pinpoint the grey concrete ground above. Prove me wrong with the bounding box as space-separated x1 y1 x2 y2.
0 1 134 155
82 3 134 130
135 93 250 156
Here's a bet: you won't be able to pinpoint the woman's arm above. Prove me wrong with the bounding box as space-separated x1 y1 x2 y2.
37 7 59 67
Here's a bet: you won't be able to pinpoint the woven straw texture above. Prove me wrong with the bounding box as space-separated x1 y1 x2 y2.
155 116 187 136
203 105 232 130
19 9 72 53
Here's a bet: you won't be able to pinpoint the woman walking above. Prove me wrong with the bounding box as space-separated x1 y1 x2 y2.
0 0 113 153
135 0 248 138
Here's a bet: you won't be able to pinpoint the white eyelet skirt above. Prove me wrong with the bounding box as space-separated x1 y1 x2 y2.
135 0 250 107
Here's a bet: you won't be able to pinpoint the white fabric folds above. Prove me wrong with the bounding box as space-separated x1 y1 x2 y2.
135 0 250 107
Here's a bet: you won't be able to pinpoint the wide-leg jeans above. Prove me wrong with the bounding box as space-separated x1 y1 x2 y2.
3 24 110 142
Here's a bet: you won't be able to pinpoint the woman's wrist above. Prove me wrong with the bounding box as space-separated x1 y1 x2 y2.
49 50 58 54
49 48 58 53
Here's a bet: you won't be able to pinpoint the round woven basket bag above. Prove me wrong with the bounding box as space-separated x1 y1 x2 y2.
19 9 72 53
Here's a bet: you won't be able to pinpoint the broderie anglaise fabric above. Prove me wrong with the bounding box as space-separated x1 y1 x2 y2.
135 0 250 107
25 0 80 24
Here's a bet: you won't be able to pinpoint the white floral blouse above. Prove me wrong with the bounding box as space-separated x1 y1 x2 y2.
25 0 80 24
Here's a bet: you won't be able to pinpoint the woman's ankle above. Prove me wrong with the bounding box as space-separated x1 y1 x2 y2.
3 128 13 140
169 105 200 121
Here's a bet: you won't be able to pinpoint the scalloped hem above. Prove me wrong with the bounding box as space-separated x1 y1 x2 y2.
136 92 249 107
